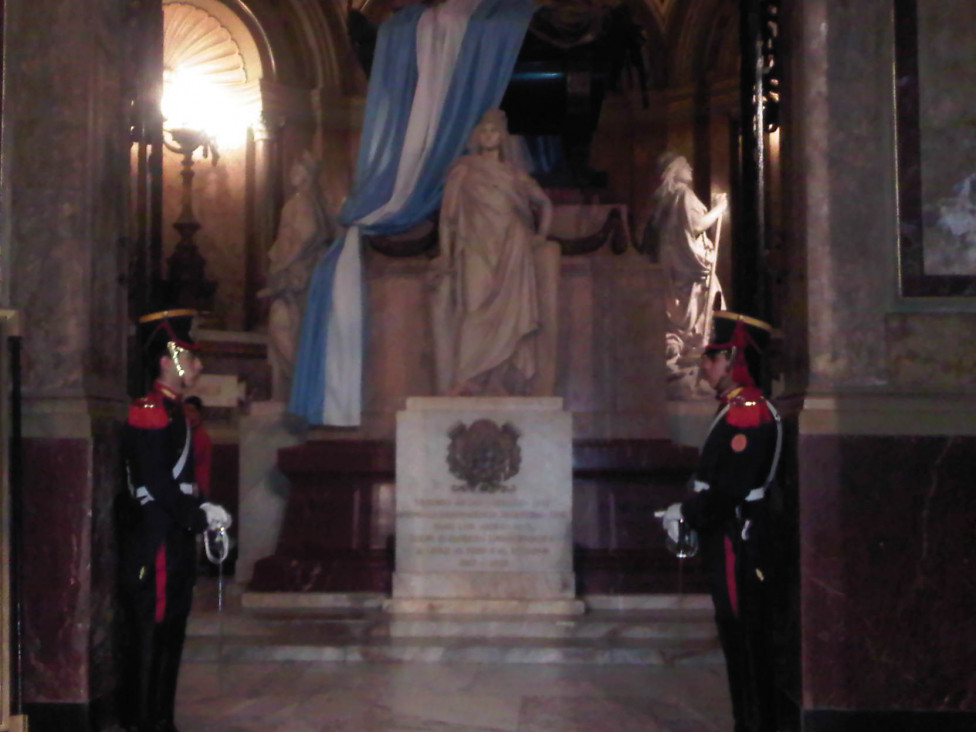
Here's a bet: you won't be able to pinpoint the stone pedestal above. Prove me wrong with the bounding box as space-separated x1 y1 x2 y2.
388 397 583 615
237 401 305 583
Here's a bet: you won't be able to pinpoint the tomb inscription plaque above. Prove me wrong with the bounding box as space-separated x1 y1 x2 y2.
389 397 582 614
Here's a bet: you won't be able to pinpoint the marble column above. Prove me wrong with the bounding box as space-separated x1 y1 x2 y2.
788 0 976 727
1 0 131 728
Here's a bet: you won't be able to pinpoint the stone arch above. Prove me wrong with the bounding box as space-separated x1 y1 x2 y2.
238 0 362 95
667 0 738 89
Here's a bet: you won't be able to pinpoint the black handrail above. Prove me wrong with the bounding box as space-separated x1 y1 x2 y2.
8 333 23 715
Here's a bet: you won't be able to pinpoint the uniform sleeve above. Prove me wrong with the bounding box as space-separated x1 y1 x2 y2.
193 428 213 499
681 420 776 533
127 422 209 534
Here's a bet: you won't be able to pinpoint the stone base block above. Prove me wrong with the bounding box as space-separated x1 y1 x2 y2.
392 569 576 600
393 397 580 611
384 598 585 616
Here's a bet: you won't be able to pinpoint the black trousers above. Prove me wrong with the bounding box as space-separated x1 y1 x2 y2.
120 535 195 732
704 531 777 732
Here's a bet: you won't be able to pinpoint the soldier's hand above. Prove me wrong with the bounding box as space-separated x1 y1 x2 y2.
201 502 233 531
655 502 684 543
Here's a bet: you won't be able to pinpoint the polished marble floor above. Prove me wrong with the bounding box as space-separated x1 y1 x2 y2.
176 580 734 732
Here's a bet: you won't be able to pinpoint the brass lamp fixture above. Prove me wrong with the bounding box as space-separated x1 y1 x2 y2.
161 123 219 311
159 1 261 315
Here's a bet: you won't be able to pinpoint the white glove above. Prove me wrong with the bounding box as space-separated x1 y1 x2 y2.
201 502 232 531
654 502 684 544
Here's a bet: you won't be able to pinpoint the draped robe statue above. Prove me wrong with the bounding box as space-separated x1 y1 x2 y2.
430 109 560 396
260 152 333 400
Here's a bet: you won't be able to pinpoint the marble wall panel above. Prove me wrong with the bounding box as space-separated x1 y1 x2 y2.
556 258 596 412
885 313 976 391
356 243 668 440
89 418 124 701
363 253 435 435
21 437 91 703
4 0 128 397
799 434 976 712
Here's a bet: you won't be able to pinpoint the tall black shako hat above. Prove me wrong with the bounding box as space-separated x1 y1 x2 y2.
137 309 198 373
704 310 772 387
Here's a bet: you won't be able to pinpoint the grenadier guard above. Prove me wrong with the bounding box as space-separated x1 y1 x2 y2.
120 309 232 732
659 310 783 732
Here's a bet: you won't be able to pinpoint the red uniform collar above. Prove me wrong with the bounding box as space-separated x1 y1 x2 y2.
720 385 772 427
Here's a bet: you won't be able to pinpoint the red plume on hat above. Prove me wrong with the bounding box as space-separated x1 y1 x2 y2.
717 320 755 386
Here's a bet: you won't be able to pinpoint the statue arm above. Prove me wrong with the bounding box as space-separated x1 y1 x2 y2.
687 192 728 240
522 173 553 238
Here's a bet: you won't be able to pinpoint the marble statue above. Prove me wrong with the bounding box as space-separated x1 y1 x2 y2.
648 152 727 391
260 151 334 400
430 108 560 397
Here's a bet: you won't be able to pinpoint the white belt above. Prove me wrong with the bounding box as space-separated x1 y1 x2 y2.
132 483 194 504
692 482 765 502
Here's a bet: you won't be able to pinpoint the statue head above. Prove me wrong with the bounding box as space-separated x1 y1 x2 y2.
656 152 692 191
289 150 322 189
469 108 510 158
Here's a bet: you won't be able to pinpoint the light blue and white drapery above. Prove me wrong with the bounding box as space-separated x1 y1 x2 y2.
289 0 537 425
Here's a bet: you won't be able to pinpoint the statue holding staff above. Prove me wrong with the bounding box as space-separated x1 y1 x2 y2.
647 152 728 389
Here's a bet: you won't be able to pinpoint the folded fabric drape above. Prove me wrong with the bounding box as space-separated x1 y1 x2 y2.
289 0 537 425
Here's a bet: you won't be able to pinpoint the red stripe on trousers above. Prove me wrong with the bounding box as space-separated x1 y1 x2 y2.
155 543 167 622
724 535 738 615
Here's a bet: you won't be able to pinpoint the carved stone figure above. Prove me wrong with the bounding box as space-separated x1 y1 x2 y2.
430 108 560 397
648 152 728 392
260 151 334 400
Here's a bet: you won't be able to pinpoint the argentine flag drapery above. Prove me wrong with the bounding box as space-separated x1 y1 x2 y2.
288 0 537 425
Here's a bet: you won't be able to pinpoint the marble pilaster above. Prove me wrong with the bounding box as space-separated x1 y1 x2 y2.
3 0 130 722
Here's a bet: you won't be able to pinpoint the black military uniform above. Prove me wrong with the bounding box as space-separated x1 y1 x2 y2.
674 311 782 732
120 309 217 732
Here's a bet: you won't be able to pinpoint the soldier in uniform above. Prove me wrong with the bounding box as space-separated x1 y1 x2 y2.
658 310 783 732
120 309 232 732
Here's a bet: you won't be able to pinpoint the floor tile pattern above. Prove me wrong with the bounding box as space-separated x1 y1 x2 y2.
176 580 733 732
